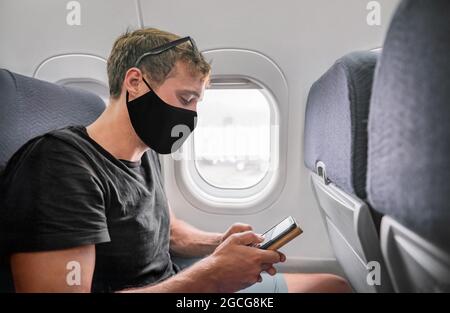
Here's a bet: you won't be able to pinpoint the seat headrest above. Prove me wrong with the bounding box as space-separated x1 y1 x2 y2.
304 51 379 198
0 69 105 166
367 0 450 251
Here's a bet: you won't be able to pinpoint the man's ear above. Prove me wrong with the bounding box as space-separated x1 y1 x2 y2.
123 68 145 99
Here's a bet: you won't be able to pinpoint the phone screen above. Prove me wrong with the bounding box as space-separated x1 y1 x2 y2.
259 216 296 249
271 217 293 238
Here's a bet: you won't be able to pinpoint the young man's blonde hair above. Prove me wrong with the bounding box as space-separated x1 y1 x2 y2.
107 28 211 99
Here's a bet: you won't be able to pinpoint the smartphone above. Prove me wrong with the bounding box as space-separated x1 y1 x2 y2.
259 216 303 250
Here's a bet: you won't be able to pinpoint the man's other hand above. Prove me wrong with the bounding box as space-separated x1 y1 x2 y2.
221 223 253 243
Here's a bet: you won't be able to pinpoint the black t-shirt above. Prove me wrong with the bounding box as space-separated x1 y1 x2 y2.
0 126 178 292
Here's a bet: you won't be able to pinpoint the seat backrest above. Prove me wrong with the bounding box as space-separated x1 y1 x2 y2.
0 69 106 167
304 51 393 292
305 51 378 199
367 0 450 292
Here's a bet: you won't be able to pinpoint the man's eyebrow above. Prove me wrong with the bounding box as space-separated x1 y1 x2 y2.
177 89 201 98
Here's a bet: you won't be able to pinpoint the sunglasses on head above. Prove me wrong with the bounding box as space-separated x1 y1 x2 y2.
134 36 199 67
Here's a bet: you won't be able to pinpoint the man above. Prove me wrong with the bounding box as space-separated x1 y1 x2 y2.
0 28 350 293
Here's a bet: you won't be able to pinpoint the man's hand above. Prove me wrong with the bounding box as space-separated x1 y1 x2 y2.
221 223 253 242
205 231 286 293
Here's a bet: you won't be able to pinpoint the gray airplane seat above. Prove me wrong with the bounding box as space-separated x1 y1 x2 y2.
304 51 393 292
0 69 106 169
367 0 450 292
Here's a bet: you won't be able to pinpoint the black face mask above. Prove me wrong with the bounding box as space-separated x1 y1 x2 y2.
126 79 197 154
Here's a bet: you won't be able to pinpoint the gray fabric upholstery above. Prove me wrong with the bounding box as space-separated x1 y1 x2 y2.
367 0 450 252
304 51 378 198
0 69 105 167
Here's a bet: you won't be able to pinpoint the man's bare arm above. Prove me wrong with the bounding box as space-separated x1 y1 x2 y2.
10 245 96 292
10 232 282 293
169 208 222 257
11 245 218 293
168 207 253 257
119 257 219 292
10 244 218 293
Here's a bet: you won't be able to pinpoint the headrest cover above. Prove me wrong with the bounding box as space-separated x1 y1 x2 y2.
0 69 105 166
304 51 378 198
367 0 450 251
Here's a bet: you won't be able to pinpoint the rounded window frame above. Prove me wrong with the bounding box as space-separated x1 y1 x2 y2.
33 54 109 103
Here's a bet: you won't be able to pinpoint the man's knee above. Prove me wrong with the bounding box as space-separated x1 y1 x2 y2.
320 274 352 293
284 273 352 293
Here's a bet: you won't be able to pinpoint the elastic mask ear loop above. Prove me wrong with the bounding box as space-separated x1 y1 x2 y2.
142 78 152 91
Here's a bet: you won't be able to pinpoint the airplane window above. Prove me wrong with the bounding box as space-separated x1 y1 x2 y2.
194 88 271 189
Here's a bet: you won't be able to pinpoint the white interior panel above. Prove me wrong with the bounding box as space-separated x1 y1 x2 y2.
0 0 141 76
